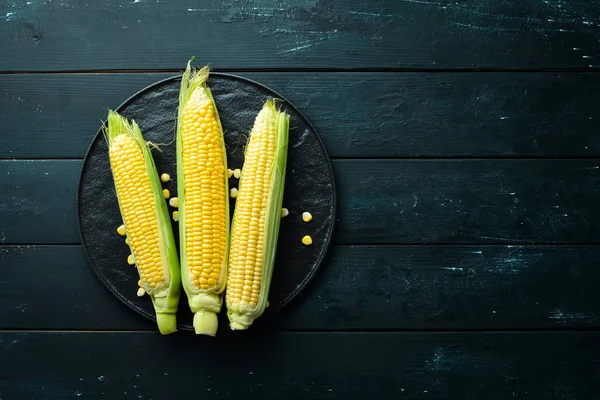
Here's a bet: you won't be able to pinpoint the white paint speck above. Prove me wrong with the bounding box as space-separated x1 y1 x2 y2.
492 310 497 314
500 116 513 120
444 266 463 271
97 376 104 382
573 47 582 51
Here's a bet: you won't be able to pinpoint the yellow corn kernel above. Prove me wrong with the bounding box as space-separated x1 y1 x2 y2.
160 173 170 183
106 110 180 335
281 208 289 218
226 100 289 331
110 134 163 285
233 168 241 179
169 197 179 208
227 169 234 178
302 235 313 245
125 237 131 245
177 63 230 336
172 211 179 222
117 224 126 236
302 212 312 222
230 187 238 198
163 189 170 199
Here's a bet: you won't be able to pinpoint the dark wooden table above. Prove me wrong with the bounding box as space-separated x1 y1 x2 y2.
2 0 600 398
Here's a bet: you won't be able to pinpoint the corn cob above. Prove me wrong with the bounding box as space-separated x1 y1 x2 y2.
226 100 289 330
177 61 230 336
106 110 181 335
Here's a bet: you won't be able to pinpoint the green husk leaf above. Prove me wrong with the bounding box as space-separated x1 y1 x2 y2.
228 99 290 330
106 110 181 335
176 59 230 336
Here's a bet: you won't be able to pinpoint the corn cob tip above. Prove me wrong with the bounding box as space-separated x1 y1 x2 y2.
193 310 219 336
156 313 177 335
228 312 254 331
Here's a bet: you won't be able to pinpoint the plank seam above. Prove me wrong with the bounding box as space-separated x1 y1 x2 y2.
3 68 600 75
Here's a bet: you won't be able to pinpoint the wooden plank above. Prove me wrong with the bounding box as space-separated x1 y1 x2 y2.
2 245 599 330
3 159 600 245
0 245 151 331
2 0 600 71
3 72 600 158
0 160 80 245
0 331 598 399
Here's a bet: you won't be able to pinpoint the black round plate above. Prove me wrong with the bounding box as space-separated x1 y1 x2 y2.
77 73 336 332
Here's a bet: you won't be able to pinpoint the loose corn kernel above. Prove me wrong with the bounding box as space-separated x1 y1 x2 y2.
233 169 241 179
302 212 313 222
169 197 179 208
281 208 289 218
302 235 313 245
117 224 126 236
227 169 234 178
230 188 238 198
172 211 179 222
163 189 170 199
127 254 136 265
137 287 146 297
160 173 170 183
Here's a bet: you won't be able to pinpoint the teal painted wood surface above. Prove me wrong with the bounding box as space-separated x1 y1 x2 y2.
1 0 600 398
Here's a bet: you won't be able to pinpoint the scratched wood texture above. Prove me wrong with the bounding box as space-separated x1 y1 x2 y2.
1 331 599 399
2 160 600 245
2 0 600 71
2 73 600 159
2 245 600 330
